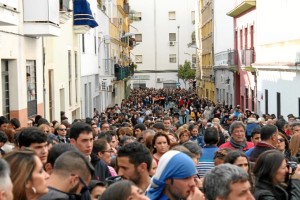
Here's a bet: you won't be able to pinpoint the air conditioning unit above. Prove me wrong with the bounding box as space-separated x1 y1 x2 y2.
169 41 175 46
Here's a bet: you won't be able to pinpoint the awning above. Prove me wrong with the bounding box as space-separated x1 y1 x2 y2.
73 0 98 28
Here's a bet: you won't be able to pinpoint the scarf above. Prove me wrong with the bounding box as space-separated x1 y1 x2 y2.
230 137 247 150
146 151 197 200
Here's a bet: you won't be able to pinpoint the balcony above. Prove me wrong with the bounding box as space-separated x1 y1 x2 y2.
114 64 134 81
23 0 60 36
241 49 254 67
0 0 19 26
59 0 72 24
214 50 238 67
227 0 256 17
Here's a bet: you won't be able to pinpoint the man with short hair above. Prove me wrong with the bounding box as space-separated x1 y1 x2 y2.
134 123 146 139
39 151 94 200
18 127 49 164
147 150 203 200
69 122 110 181
203 164 254 200
163 117 172 134
0 116 9 131
249 124 278 162
0 159 13 200
117 142 152 192
100 122 110 133
56 124 69 143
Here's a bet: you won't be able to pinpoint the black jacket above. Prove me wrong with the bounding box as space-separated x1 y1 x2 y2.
90 153 111 181
254 179 300 200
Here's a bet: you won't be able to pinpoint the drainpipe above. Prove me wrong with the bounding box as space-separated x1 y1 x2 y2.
42 37 46 118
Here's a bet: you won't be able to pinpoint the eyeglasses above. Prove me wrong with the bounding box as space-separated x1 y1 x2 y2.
102 148 114 153
59 128 67 131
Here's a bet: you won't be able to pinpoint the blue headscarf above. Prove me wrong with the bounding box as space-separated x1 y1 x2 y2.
146 150 197 200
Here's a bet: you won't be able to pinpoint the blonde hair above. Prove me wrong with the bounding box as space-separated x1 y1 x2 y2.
290 134 300 156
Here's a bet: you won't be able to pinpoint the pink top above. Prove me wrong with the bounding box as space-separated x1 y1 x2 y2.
219 141 254 152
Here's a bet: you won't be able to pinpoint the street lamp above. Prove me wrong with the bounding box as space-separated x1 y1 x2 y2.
177 26 180 84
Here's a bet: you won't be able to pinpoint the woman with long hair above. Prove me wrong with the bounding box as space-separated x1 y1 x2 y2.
253 150 300 200
289 133 300 158
152 132 170 164
4 149 49 200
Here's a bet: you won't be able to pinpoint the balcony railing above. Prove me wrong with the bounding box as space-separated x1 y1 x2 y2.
241 49 254 66
214 50 237 66
114 64 134 81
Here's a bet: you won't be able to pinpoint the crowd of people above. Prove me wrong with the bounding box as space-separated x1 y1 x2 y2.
0 87 300 200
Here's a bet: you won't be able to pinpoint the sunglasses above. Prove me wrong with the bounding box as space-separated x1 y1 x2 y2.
59 128 67 131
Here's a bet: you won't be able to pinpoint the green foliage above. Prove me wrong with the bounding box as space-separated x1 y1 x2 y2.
178 60 196 87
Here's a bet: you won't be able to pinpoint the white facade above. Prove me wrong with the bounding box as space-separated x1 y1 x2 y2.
254 0 300 118
129 0 196 89
213 0 235 106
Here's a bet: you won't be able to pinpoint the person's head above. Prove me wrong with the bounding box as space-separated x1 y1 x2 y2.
260 124 279 147
224 150 250 174
203 164 254 200
290 122 300 135
178 129 190 144
55 123 67 137
163 117 172 130
147 150 197 200
290 133 300 156
204 127 219 145
0 116 9 131
44 143 78 175
51 151 94 194
182 141 202 166
142 129 155 145
0 158 13 200
4 149 49 200
277 132 289 154
100 180 149 200
118 127 133 140
149 158 157 177
133 123 146 139
253 150 287 184
229 121 246 143
93 138 113 165
101 123 110 132
167 132 178 145
17 127 48 164
0 131 8 149
38 124 51 135
9 118 20 130
88 180 107 200
152 132 170 154
152 122 165 132
117 142 152 186
250 128 261 146
214 148 233 166
69 122 94 156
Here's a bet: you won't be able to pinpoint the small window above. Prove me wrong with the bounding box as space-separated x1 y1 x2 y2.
192 54 196 64
169 11 176 20
169 54 176 63
169 33 176 41
135 34 142 42
191 11 195 24
135 55 143 64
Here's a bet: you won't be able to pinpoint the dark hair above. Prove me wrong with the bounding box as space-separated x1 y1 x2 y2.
100 180 134 200
182 141 202 157
0 131 8 143
17 127 47 147
253 150 286 183
69 122 93 140
117 142 152 172
54 151 95 180
0 116 9 126
260 125 278 141
275 118 287 131
93 138 108 154
251 127 261 137
46 143 78 166
134 123 146 131
204 127 219 145
224 150 251 176
152 132 170 154
10 118 20 129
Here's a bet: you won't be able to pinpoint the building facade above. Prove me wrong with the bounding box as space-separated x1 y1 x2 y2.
129 0 196 89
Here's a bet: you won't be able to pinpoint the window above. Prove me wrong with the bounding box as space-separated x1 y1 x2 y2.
277 92 281 117
2 60 10 119
169 33 176 41
68 50 72 106
191 11 195 24
135 55 143 63
169 54 176 63
192 54 196 64
168 11 176 20
251 89 255 111
250 25 254 48
135 34 142 42
82 35 85 53
26 60 37 117
245 27 248 49
74 51 78 103
245 88 249 109
265 89 268 114
240 29 243 49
